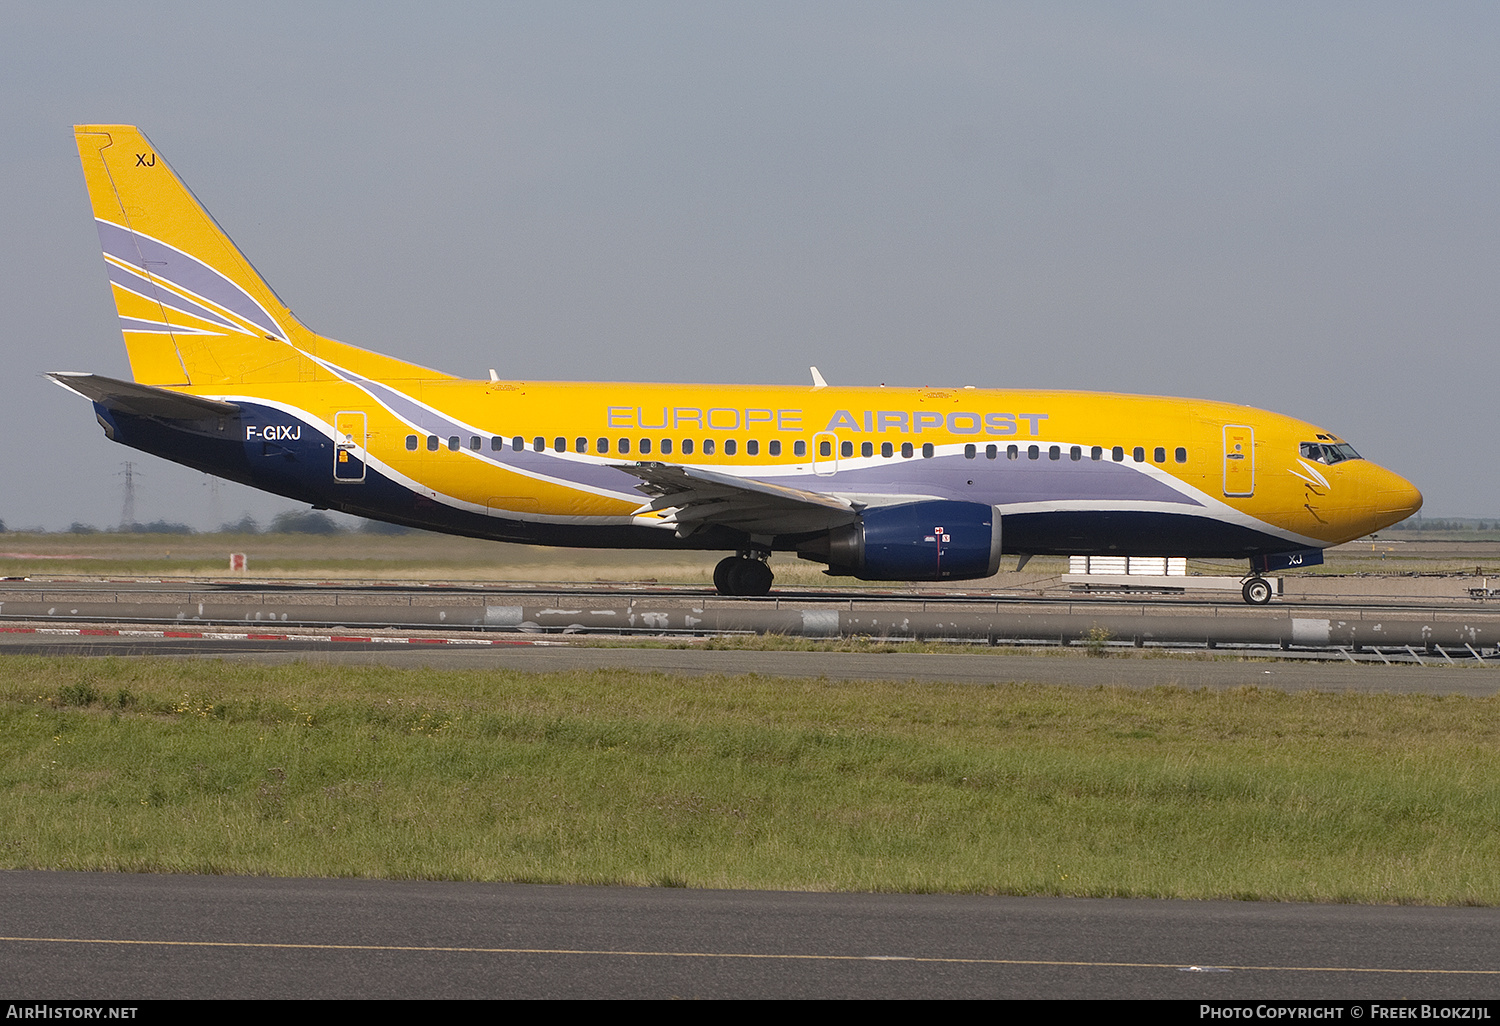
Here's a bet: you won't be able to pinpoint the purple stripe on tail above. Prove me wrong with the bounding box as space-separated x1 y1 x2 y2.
105 262 239 331
96 220 284 339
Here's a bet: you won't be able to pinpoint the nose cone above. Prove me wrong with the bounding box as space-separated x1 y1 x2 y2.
1374 466 1423 527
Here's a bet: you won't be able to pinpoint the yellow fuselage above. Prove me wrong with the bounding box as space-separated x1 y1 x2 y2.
63 124 1423 573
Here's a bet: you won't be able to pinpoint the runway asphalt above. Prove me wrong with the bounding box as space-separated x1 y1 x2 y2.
4 871 1500 999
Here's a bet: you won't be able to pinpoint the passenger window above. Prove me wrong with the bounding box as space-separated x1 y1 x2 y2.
512 436 523 451
724 440 736 456
490 437 501 451
469 436 481 451
901 442 914 458
769 440 781 456
554 437 565 453
819 440 832 457
862 441 874 458
1049 445 1061 461
703 439 715 455
882 441 894 458
682 439 694 455
1070 445 1082 461
406 435 418 451
839 440 851 458
661 439 673 455
793 440 805 457
533 436 545 452
986 444 997 460
639 439 651 455
618 438 630 455
427 436 439 452
1112 446 1124 462
1028 445 1039 460
1153 447 1165 463
964 444 976 459
746 440 758 456
1132 447 1144 463
576 437 588 453
1091 446 1102 461
921 443 934 458
1175 447 1186 464
446 436 458 451
1007 445 1019 460
597 438 609 454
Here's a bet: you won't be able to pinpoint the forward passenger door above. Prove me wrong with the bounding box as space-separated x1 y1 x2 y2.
1222 424 1254 497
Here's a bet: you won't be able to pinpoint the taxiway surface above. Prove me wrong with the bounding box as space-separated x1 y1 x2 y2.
4 871 1499 999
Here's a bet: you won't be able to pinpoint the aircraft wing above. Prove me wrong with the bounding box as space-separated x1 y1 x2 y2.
47 372 239 419
617 462 862 538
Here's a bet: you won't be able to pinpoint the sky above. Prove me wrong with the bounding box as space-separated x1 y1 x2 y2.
1 2 1496 530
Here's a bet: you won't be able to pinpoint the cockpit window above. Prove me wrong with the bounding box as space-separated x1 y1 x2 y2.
1300 442 1362 465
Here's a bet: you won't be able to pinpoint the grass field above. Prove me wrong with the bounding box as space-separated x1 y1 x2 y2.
4 656 1499 904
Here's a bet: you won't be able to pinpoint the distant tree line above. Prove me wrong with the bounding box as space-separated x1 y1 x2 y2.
1389 518 1495 531
45 512 413 536
65 519 195 534
233 511 411 535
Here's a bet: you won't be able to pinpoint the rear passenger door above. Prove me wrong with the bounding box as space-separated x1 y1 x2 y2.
334 410 367 483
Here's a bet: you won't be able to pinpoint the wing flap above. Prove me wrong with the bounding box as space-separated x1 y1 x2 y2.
616 462 860 537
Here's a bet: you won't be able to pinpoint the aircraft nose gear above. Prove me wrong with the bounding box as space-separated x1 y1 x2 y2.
714 554 774 596
1241 577 1273 605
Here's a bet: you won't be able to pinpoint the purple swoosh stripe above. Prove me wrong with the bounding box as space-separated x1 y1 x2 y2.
322 361 1201 512
815 454 1203 507
97 221 282 339
105 262 238 331
333 370 647 497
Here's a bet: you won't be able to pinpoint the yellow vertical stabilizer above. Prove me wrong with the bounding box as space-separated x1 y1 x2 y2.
74 125 448 387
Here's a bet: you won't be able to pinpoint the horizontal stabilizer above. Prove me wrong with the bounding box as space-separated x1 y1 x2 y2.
47 372 239 419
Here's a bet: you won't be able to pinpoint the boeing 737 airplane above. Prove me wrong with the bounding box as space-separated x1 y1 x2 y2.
52 126 1423 602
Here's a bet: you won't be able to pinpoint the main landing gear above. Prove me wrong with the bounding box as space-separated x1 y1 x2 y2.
1241 577 1273 605
714 552 774 596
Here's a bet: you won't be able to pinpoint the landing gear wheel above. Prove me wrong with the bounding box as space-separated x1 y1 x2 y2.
726 558 774 597
715 556 773 596
728 559 774 597
715 554 775 596
713 556 737 594
1242 577 1273 605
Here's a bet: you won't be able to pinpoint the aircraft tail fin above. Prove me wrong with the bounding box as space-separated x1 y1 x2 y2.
73 125 445 387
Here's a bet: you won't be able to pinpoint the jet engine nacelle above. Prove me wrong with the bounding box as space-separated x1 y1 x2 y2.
800 500 1002 581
